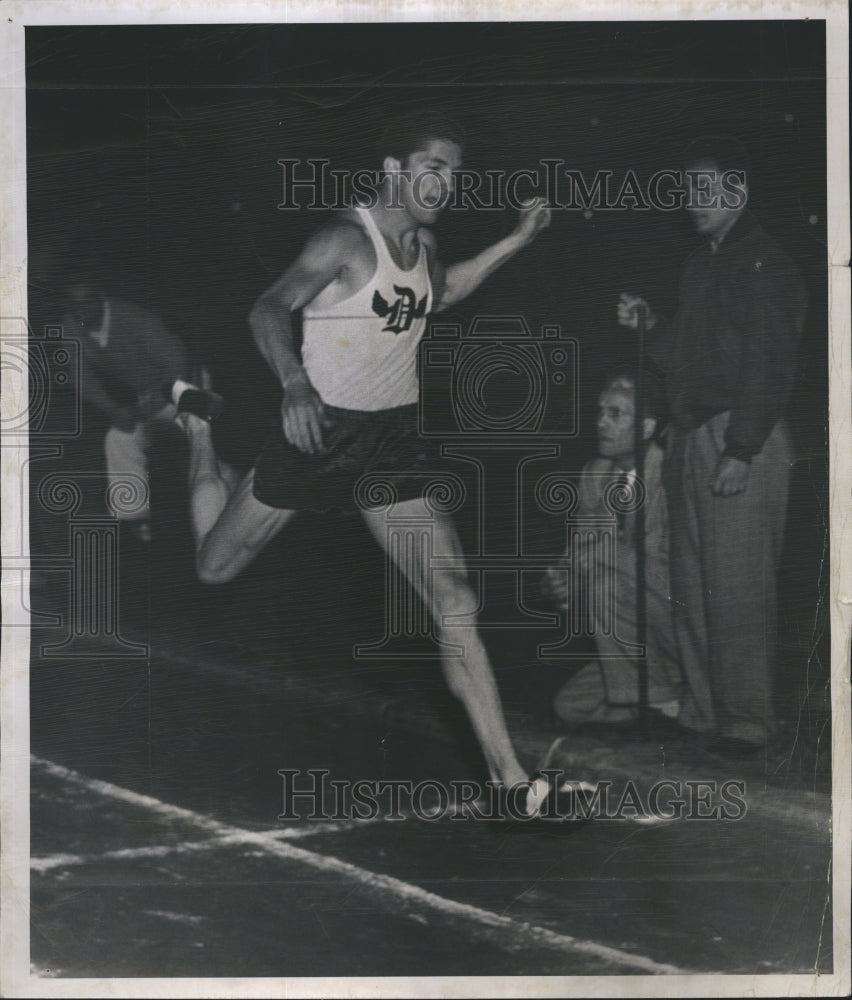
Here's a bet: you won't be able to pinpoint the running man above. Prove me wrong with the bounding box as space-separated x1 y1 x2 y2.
173 115 571 812
63 278 189 541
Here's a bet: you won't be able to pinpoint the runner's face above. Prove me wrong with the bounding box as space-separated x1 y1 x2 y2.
596 388 636 468
400 139 462 224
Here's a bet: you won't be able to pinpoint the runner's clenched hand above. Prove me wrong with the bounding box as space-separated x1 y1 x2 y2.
282 377 327 454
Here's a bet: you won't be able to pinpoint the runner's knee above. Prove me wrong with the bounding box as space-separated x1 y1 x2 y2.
195 509 284 584
432 572 478 624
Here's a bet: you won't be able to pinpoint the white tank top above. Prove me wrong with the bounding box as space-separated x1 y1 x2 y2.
301 206 433 410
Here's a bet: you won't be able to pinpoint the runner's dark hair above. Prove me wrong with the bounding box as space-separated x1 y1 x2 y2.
379 110 466 165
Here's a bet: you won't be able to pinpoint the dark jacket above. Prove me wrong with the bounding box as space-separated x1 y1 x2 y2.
647 212 808 459
71 297 187 418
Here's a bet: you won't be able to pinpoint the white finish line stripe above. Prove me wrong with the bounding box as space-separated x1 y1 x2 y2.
31 817 393 873
32 756 688 975
33 837 249 874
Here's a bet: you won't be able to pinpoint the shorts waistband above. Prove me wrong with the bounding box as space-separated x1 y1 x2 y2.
322 402 419 422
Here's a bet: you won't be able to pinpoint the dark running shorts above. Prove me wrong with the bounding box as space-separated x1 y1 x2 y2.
252 403 445 513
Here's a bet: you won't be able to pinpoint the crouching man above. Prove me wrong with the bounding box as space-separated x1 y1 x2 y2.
544 369 683 728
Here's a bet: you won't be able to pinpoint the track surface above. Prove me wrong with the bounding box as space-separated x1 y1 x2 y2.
24 489 833 981
30 651 832 979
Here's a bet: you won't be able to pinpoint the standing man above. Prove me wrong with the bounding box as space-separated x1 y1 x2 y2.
172 114 575 812
618 135 807 753
63 279 190 541
543 369 682 729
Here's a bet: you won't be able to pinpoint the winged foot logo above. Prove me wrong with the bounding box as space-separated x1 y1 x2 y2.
372 286 428 335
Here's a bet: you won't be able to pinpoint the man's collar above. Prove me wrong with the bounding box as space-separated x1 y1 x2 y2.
710 210 759 252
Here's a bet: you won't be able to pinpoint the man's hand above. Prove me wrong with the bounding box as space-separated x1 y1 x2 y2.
542 562 572 606
711 456 750 496
110 405 139 433
281 378 327 454
617 292 658 331
513 197 552 246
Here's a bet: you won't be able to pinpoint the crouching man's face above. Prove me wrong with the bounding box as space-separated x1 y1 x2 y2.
596 382 656 470
66 284 105 333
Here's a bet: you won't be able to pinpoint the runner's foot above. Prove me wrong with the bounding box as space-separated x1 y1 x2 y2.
166 378 224 422
495 771 597 833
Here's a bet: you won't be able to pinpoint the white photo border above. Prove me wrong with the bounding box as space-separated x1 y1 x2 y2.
2 2 849 997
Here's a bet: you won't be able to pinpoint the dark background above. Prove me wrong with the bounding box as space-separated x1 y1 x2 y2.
25 21 830 735
26 21 828 454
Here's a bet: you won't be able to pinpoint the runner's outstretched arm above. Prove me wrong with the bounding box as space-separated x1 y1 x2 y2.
429 197 551 312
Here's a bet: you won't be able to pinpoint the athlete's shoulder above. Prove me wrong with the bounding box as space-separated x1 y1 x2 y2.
306 212 372 256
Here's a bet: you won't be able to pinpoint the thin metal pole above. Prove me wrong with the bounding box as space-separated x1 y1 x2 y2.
635 305 649 737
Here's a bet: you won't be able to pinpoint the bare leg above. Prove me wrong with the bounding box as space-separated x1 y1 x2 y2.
360 499 527 787
178 413 235 550
178 412 295 583
218 459 241 494
104 421 153 522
